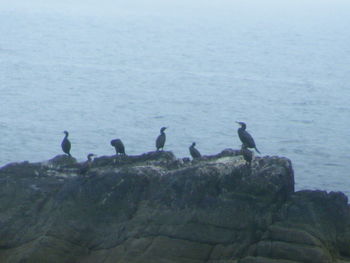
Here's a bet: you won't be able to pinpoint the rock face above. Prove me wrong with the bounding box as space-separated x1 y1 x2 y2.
0 150 349 263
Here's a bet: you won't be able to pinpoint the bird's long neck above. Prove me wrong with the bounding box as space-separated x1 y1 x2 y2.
241 124 246 130
64 133 68 139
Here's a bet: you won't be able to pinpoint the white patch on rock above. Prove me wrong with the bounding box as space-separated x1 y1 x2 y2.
30 184 40 191
212 156 242 166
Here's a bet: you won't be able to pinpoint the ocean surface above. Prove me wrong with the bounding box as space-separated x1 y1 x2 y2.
1 0 350 196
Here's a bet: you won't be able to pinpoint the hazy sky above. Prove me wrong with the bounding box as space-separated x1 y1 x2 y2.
2 0 350 17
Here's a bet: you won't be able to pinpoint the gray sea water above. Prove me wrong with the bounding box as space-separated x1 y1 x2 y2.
1 0 350 196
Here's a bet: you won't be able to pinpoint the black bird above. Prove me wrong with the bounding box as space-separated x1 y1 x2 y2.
189 142 201 159
79 153 95 175
110 139 126 155
61 131 71 157
156 127 167 151
236 122 261 154
241 144 253 167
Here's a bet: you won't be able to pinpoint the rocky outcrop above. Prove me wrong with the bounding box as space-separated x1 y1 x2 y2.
0 150 349 263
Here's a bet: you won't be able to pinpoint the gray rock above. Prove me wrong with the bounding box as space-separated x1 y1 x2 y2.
0 149 348 263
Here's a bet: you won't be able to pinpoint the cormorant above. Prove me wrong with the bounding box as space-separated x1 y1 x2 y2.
240 144 253 167
189 142 201 159
236 122 261 154
61 131 71 157
79 153 95 175
156 127 167 151
110 139 126 155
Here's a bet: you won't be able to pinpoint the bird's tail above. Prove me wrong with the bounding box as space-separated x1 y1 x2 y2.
254 147 261 154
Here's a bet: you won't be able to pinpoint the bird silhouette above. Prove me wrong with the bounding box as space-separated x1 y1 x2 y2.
61 131 71 157
189 142 201 159
156 127 167 151
110 139 126 155
236 122 260 154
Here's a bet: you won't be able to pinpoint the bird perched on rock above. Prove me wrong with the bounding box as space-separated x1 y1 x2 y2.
110 139 126 155
61 131 71 157
189 142 201 159
236 122 261 154
156 127 167 151
240 144 253 167
79 153 95 175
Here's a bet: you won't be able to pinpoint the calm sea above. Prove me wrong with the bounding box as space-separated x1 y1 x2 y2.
1 0 350 196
